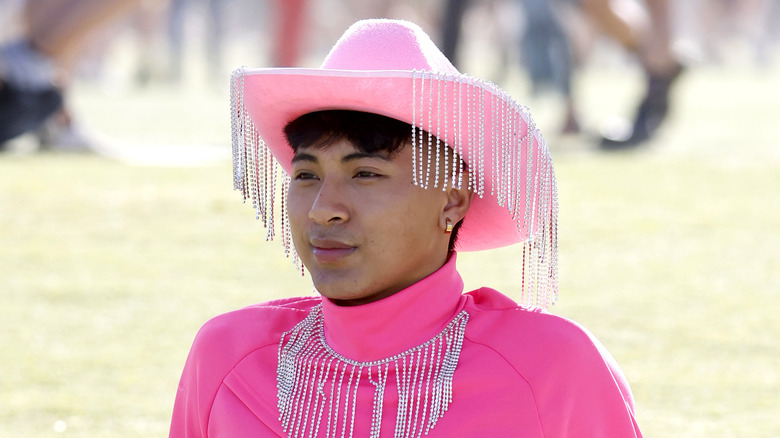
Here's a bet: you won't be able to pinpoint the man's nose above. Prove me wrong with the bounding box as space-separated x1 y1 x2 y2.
308 179 349 225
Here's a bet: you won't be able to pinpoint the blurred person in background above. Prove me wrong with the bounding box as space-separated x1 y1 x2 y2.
517 0 579 134
0 0 317 153
0 0 153 151
165 0 311 78
440 0 470 67
167 0 229 82
270 0 309 67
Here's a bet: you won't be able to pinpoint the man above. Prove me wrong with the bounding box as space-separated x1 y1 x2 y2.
170 19 642 437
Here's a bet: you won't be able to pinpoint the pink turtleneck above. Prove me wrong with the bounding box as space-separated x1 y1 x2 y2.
170 254 642 437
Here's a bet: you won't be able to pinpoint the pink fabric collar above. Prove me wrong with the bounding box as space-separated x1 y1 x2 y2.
320 253 465 362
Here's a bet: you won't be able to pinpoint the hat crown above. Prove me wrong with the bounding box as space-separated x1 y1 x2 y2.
321 19 458 74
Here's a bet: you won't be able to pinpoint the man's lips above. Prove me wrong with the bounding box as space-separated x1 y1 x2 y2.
310 239 357 264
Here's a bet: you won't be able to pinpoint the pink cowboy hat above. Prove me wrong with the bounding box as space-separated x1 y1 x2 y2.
231 19 558 299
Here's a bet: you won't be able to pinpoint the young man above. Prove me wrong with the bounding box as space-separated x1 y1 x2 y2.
170 19 642 437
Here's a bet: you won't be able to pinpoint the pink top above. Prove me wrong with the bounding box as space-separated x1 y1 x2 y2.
170 255 642 437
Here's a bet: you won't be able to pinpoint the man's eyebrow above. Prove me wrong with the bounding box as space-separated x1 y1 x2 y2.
342 151 392 162
291 150 392 164
291 152 317 163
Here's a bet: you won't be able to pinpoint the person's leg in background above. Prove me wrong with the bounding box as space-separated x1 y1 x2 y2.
581 0 683 148
518 0 579 134
440 0 471 68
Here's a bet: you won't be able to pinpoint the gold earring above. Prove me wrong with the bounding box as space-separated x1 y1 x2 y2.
445 219 453 234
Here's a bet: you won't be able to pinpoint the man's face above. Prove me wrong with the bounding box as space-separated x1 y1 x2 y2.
288 138 452 306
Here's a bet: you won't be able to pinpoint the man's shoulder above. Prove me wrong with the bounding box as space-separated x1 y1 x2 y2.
464 288 610 370
463 288 639 433
191 296 320 357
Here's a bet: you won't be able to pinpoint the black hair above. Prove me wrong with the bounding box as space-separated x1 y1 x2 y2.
284 110 410 155
284 110 463 252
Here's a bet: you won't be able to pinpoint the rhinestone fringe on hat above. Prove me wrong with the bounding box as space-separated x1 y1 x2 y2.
277 304 469 438
230 68 559 308
231 67 303 274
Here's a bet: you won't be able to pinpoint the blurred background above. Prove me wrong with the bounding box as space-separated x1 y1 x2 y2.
1 0 779 436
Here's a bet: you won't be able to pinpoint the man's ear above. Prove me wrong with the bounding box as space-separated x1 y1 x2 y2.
441 184 473 229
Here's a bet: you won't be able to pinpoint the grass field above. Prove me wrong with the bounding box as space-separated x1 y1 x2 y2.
1 59 779 437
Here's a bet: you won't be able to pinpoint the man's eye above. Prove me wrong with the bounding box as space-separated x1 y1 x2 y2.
294 171 318 180
354 171 381 178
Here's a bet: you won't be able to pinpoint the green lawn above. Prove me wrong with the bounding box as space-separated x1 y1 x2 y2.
1 62 778 437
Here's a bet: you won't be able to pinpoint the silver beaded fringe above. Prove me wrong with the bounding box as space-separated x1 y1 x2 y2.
231 67 559 307
277 305 469 438
231 67 303 274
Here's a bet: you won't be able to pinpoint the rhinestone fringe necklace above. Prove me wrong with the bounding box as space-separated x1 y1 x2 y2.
277 304 470 438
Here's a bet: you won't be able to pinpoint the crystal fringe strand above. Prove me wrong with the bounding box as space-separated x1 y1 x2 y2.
277 305 469 438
